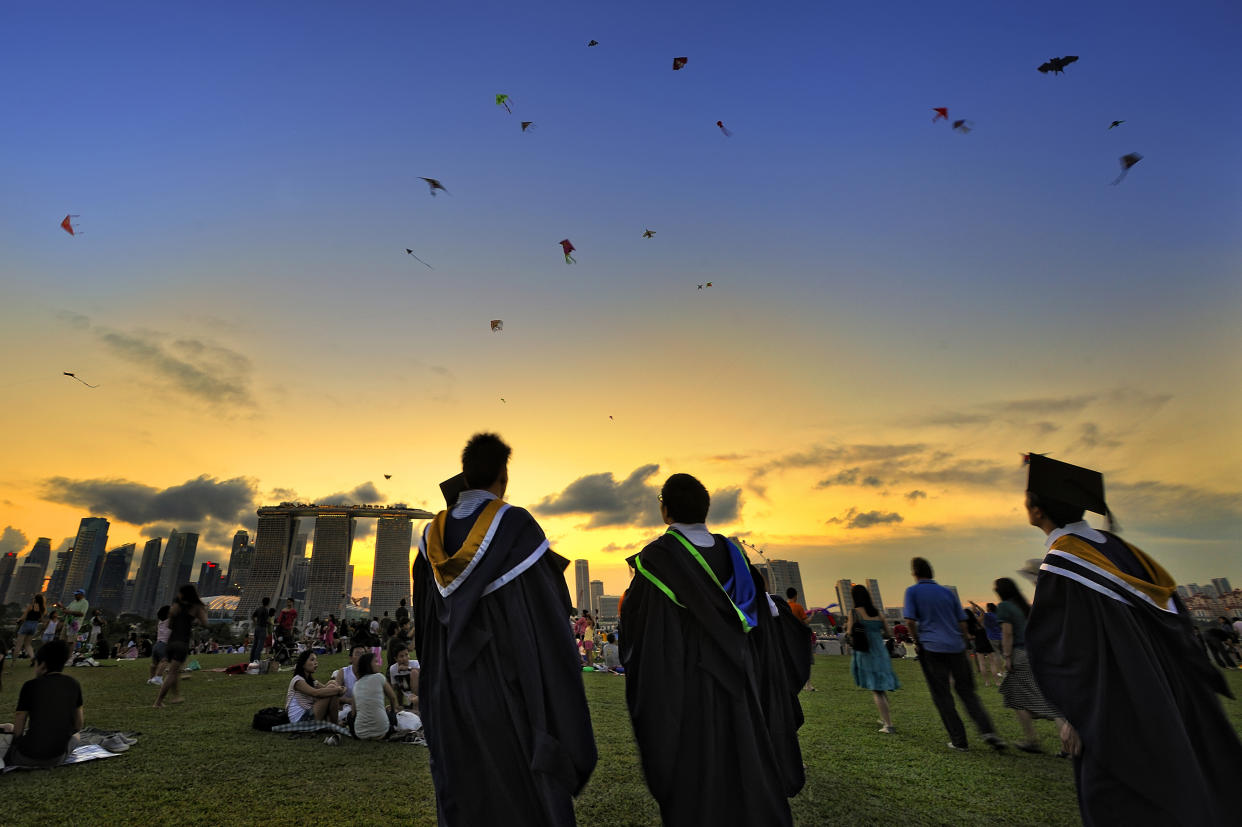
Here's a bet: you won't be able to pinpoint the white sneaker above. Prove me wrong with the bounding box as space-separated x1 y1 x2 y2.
324 735 339 746
151 675 163 685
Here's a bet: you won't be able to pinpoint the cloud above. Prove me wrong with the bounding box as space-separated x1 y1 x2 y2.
1109 480 1242 540
317 482 386 506
905 490 927 501
1 526 28 554
41 475 258 526
1077 422 1121 449
816 468 860 488
600 542 640 554
56 310 91 330
535 464 663 529
711 486 743 524
93 326 255 408
827 508 904 529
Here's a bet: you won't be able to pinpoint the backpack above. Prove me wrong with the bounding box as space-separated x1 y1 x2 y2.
252 707 289 731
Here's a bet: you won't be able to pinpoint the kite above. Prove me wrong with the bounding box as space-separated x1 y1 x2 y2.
716 120 732 137
932 108 948 123
490 320 503 332
672 57 688 71
1112 152 1143 185
587 40 599 47
1037 55 1079 74
696 282 713 289
384 474 392 480
63 372 98 388
495 93 512 113
405 248 433 268
1109 120 1125 130
61 215 80 236
952 119 972 134
521 121 534 132
419 177 448 196
642 229 656 238
500 398 506 403
559 239 576 264
609 415 614 421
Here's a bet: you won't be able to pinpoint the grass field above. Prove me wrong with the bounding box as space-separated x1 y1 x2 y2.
2 652 1240 826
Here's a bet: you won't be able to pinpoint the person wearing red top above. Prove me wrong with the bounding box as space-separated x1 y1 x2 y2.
785 588 815 691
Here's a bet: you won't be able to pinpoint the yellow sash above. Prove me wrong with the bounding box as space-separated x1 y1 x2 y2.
1050 534 1177 608
425 499 506 591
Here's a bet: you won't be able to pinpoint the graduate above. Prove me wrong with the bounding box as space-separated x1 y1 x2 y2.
621 473 803 827
1023 454 1242 827
412 434 597 826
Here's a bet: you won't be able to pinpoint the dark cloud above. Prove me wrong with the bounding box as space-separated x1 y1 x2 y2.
94 327 254 408
1032 422 1060 436
55 537 75 554
827 508 904 529
1109 480 1242 540
711 486 743 524
535 464 663 529
268 488 298 502
862 476 883 487
905 490 927 502
904 459 1015 488
816 468 860 488
41 475 258 526
317 482 386 506
600 542 640 554
1 526 28 554
1077 422 1121 449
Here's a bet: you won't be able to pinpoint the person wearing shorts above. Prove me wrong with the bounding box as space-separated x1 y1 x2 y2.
148 605 171 685
154 586 207 708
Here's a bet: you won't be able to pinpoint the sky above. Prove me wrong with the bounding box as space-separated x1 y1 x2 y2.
1 1 1239 610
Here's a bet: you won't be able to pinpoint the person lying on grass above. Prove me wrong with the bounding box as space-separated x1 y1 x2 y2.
2 639 83 767
287 649 345 724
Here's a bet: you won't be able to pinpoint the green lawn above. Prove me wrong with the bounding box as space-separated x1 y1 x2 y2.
2 653 1240 825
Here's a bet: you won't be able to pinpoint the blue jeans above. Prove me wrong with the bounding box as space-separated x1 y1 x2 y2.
250 630 267 663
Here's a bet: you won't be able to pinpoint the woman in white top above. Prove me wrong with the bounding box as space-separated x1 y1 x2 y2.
285 650 344 723
350 652 399 740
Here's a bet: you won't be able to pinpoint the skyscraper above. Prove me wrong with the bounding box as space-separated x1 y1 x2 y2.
574 559 591 614
290 559 311 601
156 531 199 606
197 561 221 596
305 511 355 621
8 537 52 603
238 511 296 620
371 515 413 618
758 559 807 605
7 563 45 607
96 544 135 614
835 579 855 620
866 578 886 617
224 530 249 594
1212 577 1232 596
26 537 51 575
589 579 604 617
129 538 163 617
598 595 620 623
45 550 74 604
63 517 110 600
0 552 17 605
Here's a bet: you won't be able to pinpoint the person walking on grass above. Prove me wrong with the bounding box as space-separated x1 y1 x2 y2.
993 577 1068 753
154 585 208 708
11 593 44 663
903 556 1006 753
147 605 171 686
847 584 900 733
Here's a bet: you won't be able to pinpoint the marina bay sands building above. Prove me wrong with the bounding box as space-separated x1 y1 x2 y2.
370 515 414 618
236 502 433 622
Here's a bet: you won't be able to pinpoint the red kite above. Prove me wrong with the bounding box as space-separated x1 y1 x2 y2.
932 108 948 123
672 57 688 71
61 215 80 236
521 121 534 132
559 239 576 264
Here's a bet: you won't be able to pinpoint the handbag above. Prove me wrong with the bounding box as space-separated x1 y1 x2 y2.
851 614 871 653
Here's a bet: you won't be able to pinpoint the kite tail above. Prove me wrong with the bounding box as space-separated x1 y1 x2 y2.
1111 171 1127 185
564 254 576 264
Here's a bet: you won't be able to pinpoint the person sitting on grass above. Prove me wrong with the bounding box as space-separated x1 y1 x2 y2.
350 652 400 740
601 633 623 674
286 649 344 724
2 639 83 767
387 643 420 710
332 644 369 715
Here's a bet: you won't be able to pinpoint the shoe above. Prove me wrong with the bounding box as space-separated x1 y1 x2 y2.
1015 740 1044 754
324 735 339 746
878 725 895 734
947 742 969 752
982 733 1008 752
100 735 130 752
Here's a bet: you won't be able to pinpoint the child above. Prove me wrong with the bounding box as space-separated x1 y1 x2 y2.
40 611 59 644
601 633 623 674
387 643 420 710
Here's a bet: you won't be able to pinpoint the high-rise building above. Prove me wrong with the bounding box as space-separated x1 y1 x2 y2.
1212 578 1232 596
26 537 52 574
305 512 355 621
156 531 199 606
589 579 604 617
7 564 45 606
238 511 297 619
228 544 255 595
197 561 222 596
866 578 886 617
371 515 413 618
292 533 309 562
759 559 807 606
290 559 312 601
96 544 135 614
0 552 17 605
64 517 110 600
1176 585 1191 600
598 595 620 623
129 538 163 617
224 531 249 594
574 560 591 614
7 537 52 603
346 565 354 606
45 550 74 604
835 579 855 620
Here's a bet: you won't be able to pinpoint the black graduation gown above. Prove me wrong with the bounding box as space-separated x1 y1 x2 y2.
1027 532 1242 827
412 502 597 827
753 595 814 796
620 533 797 827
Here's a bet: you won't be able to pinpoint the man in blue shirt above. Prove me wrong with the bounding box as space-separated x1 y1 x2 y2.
903 557 1004 752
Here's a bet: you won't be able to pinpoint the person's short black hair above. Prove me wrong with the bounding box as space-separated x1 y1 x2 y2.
261 597 270 606
911 557 934 579
986 602 997 612
785 587 798 600
35 639 70 673
660 474 710 523
606 633 615 644
1026 492 1085 528
157 605 170 621
462 432 511 489
357 652 376 677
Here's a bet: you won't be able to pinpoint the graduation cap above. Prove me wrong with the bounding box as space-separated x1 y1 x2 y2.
439 473 468 508
1025 453 1108 516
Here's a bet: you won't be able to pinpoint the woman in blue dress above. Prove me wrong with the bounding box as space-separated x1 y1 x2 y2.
847 584 900 733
